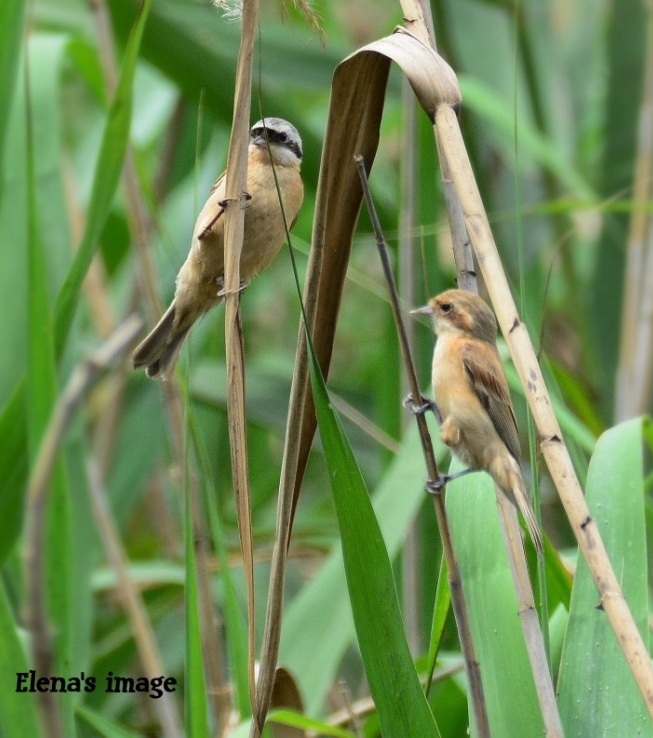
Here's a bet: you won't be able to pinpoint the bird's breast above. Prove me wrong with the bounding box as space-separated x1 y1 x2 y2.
239 162 304 278
431 335 468 419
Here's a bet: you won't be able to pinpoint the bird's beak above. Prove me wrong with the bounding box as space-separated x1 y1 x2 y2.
251 132 268 148
410 305 434 316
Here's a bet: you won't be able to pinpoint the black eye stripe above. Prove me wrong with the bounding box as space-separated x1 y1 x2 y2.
251 127 286 143
251 127 302 160
286 140 302 159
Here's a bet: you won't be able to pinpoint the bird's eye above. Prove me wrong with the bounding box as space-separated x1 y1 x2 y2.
277 131 288 142
440 303 453 313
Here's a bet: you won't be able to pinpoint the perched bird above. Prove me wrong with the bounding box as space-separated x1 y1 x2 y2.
132 117 304 379
412 289 543 554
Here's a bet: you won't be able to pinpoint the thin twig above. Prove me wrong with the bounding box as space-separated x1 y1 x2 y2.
355 154 490 738
400 84 421 654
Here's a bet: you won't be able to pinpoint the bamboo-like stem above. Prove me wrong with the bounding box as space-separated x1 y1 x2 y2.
435 102 653 720
399 0 435 47
408 2 558 726
222 0 259 719
438 136 477 294
432 56 560 737
355 156 491 738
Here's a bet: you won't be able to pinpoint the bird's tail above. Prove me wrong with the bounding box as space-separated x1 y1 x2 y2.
132 301 190 380
492 455 543 555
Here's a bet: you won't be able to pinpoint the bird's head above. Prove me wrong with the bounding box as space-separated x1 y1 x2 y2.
250 118 302 167
411 289 497 343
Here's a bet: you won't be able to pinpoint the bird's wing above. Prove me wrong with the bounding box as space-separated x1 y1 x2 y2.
462 342 521 460
209 171 226 196
193 171 227 241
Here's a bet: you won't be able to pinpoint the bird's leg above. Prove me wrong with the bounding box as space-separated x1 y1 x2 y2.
426 467 478 494
200 191 252 241
403 393 442 423
426 417 477 492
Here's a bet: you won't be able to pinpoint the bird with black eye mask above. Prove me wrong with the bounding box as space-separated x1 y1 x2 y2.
132 117 304 380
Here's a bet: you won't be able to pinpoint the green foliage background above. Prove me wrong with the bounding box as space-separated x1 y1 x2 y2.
1 0 652 735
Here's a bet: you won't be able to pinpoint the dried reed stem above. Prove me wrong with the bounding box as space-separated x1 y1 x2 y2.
496 495 562 734
222 0 259 721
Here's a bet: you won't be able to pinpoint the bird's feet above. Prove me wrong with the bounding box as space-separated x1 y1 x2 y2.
403 393 442 422
217 279 248 298
425 467 477 494
426 477 447 494
218 190 252 210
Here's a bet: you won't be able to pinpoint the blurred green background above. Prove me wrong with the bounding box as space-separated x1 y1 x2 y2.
2 0 652 735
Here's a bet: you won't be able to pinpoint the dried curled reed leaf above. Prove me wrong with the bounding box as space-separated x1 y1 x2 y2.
289 27 460 519
253 26 461 736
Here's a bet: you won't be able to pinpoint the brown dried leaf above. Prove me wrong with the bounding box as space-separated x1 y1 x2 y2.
289 27 460 520
252 26 460 737
269 668 305 738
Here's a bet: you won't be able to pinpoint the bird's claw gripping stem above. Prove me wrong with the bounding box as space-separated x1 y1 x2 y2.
425 467 478 495
403 393 442 423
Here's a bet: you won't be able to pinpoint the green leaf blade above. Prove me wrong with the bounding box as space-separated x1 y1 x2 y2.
309 355 440 737
446 466 546 737
557 418 652 736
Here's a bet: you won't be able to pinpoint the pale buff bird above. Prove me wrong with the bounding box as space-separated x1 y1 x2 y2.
413 289 543 554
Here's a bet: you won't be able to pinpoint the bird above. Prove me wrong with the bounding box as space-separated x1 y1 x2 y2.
132 117 304 379
412 288 543 554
